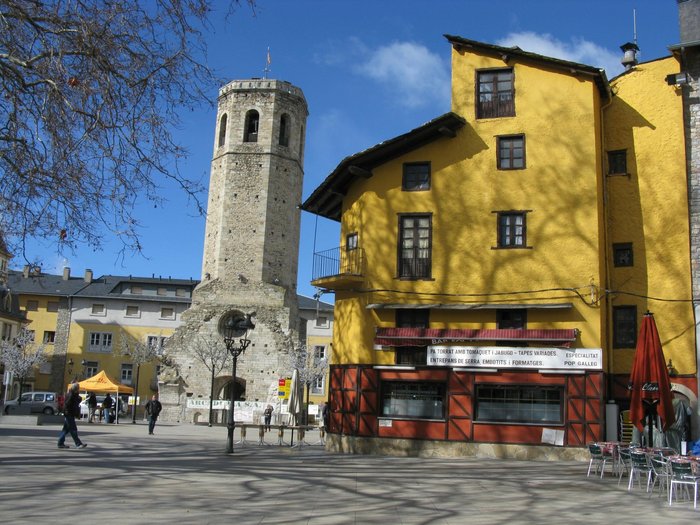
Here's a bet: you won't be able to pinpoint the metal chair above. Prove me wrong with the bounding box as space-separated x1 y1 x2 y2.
628 450 654 492
587 443 612 478
669 460 700 509
617 447 632 486
649 455 671 498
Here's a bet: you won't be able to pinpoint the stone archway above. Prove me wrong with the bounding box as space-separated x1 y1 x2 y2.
218 376 246 425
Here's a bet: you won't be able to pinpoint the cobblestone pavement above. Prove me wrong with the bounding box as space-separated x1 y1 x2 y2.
0 418 697 524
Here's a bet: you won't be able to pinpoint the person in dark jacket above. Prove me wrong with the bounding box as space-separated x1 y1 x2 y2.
102 393 114 423
87 392 98 423
145 394 163 435
57 383 87 449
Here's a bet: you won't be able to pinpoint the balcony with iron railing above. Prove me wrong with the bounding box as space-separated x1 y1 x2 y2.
311 246 365 290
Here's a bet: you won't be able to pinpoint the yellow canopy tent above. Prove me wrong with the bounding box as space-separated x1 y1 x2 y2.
68 370 133 423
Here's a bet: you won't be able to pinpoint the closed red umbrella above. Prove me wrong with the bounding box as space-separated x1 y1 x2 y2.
628 312 675 446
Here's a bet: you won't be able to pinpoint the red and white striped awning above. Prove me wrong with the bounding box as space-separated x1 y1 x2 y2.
374 327 578 348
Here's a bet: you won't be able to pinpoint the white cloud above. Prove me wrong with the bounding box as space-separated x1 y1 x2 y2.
496 31 623 78
355 41 450 109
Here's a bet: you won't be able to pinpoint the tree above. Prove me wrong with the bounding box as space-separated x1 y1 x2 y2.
0 327 46 402
190 332 231 426
120 330 163 422
0 0 253 261
285 343 328 425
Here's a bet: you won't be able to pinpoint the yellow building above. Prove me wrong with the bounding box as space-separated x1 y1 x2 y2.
6 267 196 413
303 36 695 454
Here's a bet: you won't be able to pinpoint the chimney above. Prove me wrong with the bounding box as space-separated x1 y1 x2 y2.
84 269 93 283
678 0 700 44
62 267 71 280
22 265 29 278
620 42 639 70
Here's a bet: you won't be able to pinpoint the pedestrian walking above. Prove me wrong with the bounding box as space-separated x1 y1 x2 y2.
87 392 98 423
145 394 162 435
264 404 273 431
57 383 87 449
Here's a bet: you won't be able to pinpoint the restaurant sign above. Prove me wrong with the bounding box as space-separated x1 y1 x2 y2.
427 346 602 371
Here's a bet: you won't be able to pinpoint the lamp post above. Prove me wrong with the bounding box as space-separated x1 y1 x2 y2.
219 311 255 454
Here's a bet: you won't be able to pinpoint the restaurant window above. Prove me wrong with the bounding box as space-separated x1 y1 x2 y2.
475 384 563 424
613 243 633 267
607 150 627 175
402 162 431 191
497 309 526 329
396 346 428 366
497 134 525 169
244 110 259 142
613 305 637 348
477 68 514 119
497 212 527 248
398 214 432 279
381 381 445 419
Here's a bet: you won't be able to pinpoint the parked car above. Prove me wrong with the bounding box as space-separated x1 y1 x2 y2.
4 391 59 415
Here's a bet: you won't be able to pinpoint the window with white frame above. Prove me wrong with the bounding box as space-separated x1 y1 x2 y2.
89 332 113 352
315 316 329 328
91 303 106 316
311 376 325 395
160 307 175 320
84 361 98 377
313 345 326 360
121 363 133 385
125 305 140 317
147 336 168 354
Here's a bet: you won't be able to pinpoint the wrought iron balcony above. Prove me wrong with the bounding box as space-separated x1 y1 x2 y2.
311 246 364 290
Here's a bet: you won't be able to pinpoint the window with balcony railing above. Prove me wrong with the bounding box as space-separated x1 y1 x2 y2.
398 214 432 279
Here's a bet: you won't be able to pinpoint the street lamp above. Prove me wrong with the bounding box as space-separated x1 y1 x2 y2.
219 311 255 454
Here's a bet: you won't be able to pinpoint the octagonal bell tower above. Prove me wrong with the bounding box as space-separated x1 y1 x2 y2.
159 79 308 422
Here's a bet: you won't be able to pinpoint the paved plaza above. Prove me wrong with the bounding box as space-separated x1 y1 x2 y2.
0 417 698 524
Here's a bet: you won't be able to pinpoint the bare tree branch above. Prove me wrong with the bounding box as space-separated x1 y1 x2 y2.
0 327 47 401
0 0 254 262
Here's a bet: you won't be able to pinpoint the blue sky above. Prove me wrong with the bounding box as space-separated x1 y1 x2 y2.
23 0 682 300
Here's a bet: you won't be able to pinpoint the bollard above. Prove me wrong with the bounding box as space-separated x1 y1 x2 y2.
258 424 265 445
278 425 285 446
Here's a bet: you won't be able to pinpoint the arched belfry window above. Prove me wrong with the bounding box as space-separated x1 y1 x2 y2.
218 113 227 147
279 113 290 147
244 110 259 143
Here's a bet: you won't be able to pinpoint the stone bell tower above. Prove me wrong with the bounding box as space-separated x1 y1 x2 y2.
159 79 308 422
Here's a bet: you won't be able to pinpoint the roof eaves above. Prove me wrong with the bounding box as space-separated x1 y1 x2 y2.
444 34 611 100
302 112 466 221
